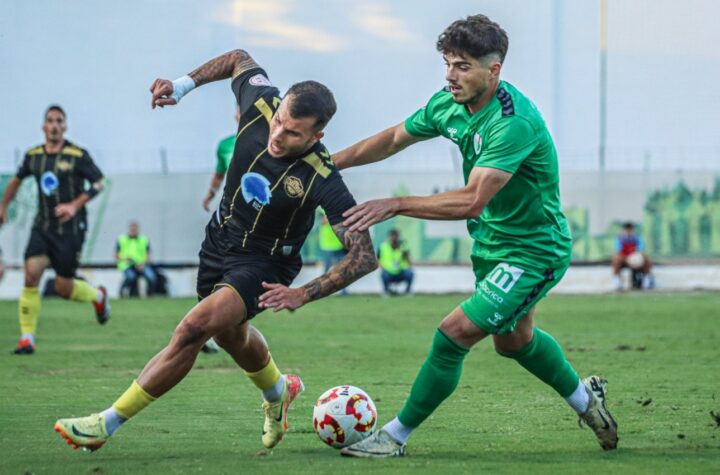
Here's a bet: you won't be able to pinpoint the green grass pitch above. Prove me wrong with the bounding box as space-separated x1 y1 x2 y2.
1 293 719 474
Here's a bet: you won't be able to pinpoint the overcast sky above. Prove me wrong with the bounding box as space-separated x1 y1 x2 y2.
1 0 719 173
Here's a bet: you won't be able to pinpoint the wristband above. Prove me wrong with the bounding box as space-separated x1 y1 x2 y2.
170 75 196 103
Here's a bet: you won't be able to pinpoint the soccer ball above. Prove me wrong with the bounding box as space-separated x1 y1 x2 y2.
312 385 377 448
626 251 645 269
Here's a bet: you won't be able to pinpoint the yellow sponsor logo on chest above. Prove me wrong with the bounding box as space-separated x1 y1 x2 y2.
284 176 304 198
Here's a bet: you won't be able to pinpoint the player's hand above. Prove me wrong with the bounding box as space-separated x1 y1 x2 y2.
150 78 177 109
54 203 77 223
342 198 399 232
202 192 213 212
258 282 309 312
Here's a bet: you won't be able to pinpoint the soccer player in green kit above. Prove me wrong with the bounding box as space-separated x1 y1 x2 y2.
335 15 618 457
202 105 239 212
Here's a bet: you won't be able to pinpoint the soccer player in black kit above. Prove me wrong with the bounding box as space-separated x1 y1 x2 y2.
0 105 111 355
55 49 378 452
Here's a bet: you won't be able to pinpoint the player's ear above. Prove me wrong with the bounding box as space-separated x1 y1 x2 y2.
312 130 325 143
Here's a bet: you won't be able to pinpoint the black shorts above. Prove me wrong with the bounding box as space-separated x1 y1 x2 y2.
25 228 85 278
196 219 302 319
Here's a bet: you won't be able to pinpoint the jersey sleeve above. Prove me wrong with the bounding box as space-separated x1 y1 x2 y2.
473 117 538 174
230 66 280 115
404 90 445 138
15 153 32 179
315 172 357 227
77 150 104 183
636 237 645 252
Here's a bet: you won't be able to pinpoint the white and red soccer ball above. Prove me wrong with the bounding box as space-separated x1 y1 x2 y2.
312 385 377 448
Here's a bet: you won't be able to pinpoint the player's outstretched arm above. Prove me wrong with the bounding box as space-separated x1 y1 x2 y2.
258 226 378 311
0 177 22 226
342 166 513 232
332 122 427 170
150 49 256 109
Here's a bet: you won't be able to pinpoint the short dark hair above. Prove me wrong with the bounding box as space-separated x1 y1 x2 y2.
389 229 399 237
285 81 337 131
436 15 509 63
623 222 635 230
45 104 66 120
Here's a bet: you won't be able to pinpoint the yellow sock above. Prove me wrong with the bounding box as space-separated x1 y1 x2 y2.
112 380 157 420
70 279 98 303
19 287 41 335
245 355 282 391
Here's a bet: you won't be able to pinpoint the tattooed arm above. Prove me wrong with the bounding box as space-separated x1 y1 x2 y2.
150 49 257 108
258 224 378 311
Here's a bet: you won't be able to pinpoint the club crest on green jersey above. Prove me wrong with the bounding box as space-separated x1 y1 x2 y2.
473 133 482 155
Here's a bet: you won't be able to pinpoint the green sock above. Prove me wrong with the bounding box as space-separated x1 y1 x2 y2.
498 328 579 398
397 328 469 428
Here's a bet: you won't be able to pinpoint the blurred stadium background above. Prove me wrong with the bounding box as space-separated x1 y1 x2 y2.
1 0 719 297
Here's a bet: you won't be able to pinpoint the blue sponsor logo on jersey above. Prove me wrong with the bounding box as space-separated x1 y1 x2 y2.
241 172 272 208
40 171 59 196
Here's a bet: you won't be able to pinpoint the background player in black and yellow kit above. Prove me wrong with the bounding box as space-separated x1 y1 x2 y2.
54 49 377 452
0 105 111 355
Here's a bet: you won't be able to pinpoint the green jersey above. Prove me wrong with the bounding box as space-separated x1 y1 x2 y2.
216 134 236 174
405 81 572 269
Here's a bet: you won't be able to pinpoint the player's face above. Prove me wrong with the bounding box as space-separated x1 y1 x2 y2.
267 97 324 158
43 110 66 144
443 52 501 107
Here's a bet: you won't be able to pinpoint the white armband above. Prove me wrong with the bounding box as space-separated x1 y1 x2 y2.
170 75 196 103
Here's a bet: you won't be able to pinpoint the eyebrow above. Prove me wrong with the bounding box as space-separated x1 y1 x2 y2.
442 56 472 66
276 116 302 136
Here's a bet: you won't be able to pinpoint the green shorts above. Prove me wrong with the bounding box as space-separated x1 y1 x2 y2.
460 259 568 334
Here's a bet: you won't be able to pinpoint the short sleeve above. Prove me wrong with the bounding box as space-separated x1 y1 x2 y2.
230 66 280 115
16 154 32 179
615 237 622 252
636 238 645 252
315 172 356 226
474 117 538 174
77 150 104 183
405 105 440 138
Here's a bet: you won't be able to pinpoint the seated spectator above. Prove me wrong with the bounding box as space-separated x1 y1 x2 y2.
612 222 653 291
116 221 157 297
378 229 414 295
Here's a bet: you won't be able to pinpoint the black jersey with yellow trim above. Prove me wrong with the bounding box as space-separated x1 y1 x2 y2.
16 140 104 235
216 66 356 259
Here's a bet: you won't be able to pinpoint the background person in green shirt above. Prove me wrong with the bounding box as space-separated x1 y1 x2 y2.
378 229 413 295
202 106 240 212
334 14 617 457
116 221 156 296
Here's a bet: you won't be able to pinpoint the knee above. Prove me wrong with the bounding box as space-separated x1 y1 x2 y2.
214 324 249 349
172 315 212 350
55 278 73 299
24 271 41 287
494 329 534 356
438 315 481 348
